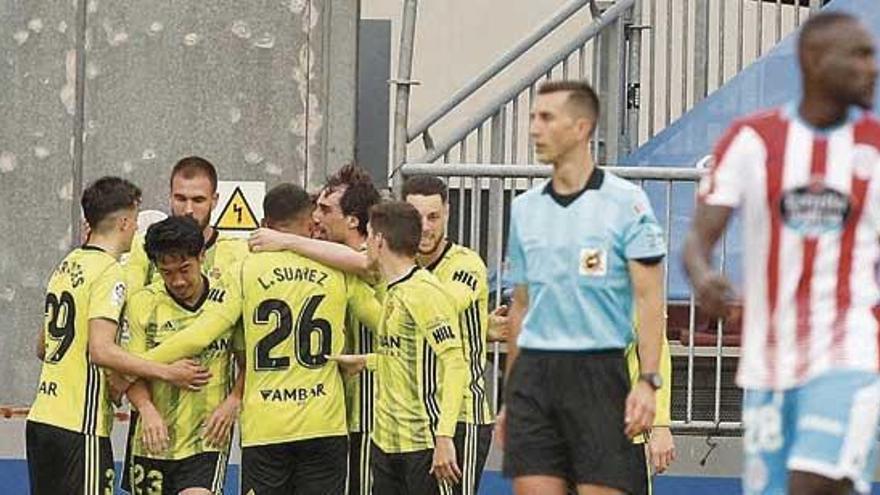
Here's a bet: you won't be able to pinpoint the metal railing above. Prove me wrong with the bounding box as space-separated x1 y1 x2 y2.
396 0 826 175
401 162 741 432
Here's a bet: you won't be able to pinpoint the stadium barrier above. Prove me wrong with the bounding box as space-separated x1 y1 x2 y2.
401 162 744 434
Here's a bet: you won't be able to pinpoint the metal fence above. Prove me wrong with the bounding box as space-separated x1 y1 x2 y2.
401 162 742 433
399 0 826 171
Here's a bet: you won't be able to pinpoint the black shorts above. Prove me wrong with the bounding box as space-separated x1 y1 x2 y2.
120 409 138 493
565 444 650 495
453 422 493 495
26 420 114 495
632 442 650 495
241 435 348 495
130 452 227 494
371 442 449 495
502 349 642 493
349 431 374 495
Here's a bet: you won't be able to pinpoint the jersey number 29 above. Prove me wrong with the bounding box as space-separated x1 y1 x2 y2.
44 291 76 363
254 295 331 370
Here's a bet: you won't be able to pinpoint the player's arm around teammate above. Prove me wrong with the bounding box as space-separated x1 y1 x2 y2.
26 177 205 495
250 226 371 274
74 182 210 390
130 258 244 365
124 289 171 456
89 318 211 389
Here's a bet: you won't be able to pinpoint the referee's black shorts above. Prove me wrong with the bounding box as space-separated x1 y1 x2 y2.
503 349 642 493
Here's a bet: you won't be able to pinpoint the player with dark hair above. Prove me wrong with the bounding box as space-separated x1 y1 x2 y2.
127 182 382 494
27 177 210 495
312 164 383 495
250 163 384 494
401 174 497 495
684 11 880 495
332 201 468 495
120 156 248 493
122 215 243 495
316 162 382 240
500 80 667 495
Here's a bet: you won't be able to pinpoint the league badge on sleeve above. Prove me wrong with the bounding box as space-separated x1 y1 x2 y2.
111 282 126 308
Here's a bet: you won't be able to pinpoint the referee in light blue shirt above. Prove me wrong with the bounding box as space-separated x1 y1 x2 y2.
499 80 667 495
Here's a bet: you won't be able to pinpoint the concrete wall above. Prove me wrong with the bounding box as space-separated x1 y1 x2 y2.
0 0 357 406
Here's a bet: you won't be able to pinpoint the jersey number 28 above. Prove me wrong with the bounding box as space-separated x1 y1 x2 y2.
254 295 331 370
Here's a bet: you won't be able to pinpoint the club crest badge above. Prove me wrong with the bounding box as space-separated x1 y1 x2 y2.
579 248 607 277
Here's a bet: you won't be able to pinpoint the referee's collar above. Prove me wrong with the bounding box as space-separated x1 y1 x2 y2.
542 167 604 207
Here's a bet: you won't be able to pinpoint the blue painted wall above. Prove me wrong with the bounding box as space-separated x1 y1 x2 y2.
622 0 880 169
618 0 880 300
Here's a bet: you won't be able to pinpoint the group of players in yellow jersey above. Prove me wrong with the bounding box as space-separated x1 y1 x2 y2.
26 155 674 495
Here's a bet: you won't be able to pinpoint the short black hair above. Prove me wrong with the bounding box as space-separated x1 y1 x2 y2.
170 156 218 193
144 216 204 263
324 163 381 236
81 176 142 231
402 175 448 203
264 183 313 224
798 11 860 56
537 80 600 128
369 201 421 257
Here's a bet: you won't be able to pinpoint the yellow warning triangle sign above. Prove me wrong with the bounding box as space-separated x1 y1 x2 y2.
215 186 259 230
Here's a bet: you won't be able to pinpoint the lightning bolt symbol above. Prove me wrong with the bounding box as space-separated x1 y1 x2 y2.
233 204 243 223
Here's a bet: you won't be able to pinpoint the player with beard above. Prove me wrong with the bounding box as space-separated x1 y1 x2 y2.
250 173 507 495
125 156 249 291
121 156 248 493
250 165 383 495
401 176 494 495
123 183 383 494
684 12 880 495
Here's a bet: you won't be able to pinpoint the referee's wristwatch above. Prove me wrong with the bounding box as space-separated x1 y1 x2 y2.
638 372 663 391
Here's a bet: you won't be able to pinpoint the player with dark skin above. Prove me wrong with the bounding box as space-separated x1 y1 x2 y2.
683 15 878 495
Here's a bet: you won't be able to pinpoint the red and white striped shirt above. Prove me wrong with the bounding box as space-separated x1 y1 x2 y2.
701 105 880 390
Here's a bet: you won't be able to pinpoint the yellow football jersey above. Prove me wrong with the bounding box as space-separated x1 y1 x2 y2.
126 277 241 460
124 230 248 293
425 242 493 425
343 275 378 434
626 325 673 444
368 267 467 454
28 246 127 437
139 251 381 448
